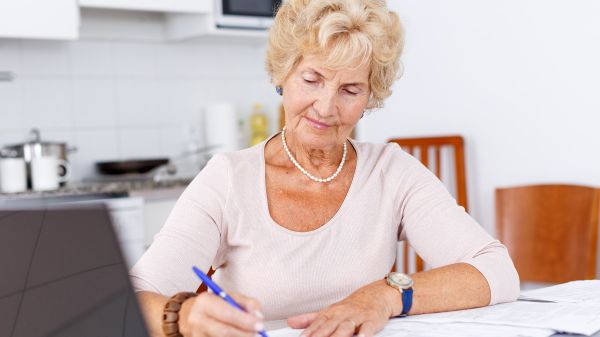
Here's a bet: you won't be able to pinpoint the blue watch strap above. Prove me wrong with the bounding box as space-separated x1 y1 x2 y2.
400 288 413 316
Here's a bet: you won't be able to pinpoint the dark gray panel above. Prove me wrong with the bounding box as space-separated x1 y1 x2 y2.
26 208 122 288
49 291 127 337
0 293 22 337
0 208 149 337
123 292 150 337
13 264 128 337
0 212 43 297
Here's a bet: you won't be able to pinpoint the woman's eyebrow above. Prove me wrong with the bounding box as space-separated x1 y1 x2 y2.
304 68 367 87
344 82 368 87
304 67 327 79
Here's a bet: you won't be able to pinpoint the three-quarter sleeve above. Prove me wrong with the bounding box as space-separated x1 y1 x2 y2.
129 154 231 295
396 151 520 305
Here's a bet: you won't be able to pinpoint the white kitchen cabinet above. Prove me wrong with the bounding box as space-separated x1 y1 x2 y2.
105 197 146 268
143 198 178 248
0 0 79 40
165 13 268 41
79 0 211 14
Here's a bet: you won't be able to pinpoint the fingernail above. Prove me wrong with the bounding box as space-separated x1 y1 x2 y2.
254 322 265 332
254 310 264 319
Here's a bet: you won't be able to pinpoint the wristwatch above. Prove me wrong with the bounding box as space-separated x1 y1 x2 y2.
385 272 414 317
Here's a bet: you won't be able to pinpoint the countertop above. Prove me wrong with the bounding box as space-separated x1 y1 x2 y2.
0 176 193 203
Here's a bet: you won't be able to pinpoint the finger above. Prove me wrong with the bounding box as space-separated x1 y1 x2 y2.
204 315 257 337
200 293 264 333
357 320 377 337
229 291 264 319
287 312 320 329
304 315 338 337
330 320 358 337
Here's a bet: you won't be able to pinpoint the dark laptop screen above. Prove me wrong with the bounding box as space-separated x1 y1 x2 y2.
0 206 149 337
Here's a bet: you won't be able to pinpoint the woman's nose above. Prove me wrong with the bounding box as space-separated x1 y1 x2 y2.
313 89 338 117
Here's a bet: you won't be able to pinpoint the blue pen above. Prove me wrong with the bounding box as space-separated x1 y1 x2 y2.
192 266 269 337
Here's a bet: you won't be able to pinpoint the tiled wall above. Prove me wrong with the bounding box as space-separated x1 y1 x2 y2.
0 38 280 181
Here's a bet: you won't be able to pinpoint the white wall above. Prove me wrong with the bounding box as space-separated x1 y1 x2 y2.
1 2 599 236
358 0 600 235
0 11 280 181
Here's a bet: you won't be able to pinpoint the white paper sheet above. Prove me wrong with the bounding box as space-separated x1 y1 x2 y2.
378 320 554 337
268 281 600 337
399 301 600 336
267 320 554 337
519 280 600 304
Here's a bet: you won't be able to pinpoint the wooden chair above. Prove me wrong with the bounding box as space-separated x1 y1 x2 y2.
388 135 468 274
496 184 600 283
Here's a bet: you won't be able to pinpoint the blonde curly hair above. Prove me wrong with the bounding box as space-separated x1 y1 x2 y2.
266 0 404 109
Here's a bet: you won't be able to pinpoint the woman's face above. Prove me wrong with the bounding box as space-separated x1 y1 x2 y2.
281 55 370 150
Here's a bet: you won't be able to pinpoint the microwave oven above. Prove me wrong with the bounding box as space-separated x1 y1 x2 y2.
215 0 282 30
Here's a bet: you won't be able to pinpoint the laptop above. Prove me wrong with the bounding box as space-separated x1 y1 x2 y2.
0 205 150 337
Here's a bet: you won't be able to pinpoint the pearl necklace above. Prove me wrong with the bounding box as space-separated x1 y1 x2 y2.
281 127 347 183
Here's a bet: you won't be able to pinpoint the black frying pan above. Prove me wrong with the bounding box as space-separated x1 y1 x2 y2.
96 158 169 175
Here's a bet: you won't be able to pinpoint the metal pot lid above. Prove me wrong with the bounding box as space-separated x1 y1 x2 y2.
4 140 67 147
4 128 68 147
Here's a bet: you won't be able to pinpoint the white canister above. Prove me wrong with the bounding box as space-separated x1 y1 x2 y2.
0 158 28 193
31 157 70 191
205 103 240 153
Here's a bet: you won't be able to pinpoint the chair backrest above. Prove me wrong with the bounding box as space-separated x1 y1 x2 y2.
388 135 468 274
496 184 600 283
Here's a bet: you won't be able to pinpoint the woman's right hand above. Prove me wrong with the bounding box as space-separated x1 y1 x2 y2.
177 291 265 337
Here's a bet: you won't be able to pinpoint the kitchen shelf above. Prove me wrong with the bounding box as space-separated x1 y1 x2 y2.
79 0 210 14
165 13 269 42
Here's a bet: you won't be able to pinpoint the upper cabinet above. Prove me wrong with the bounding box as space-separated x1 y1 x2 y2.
0 0 79 39
164 13 268 41
79 0 211 13
0 0 264 41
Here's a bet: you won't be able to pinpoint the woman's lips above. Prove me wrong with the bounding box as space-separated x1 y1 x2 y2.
304 116 331 129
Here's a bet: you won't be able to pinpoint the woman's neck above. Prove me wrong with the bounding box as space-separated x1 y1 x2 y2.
283 130 345 172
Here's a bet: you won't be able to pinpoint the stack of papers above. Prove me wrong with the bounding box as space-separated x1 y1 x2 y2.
399 300 600 335
269 321 554 337
519 280 600 304
268 281 600 337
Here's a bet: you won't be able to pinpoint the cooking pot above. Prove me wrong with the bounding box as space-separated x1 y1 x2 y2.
1 129 77 187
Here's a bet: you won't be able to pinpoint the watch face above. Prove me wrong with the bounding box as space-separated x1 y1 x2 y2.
389 273 413 288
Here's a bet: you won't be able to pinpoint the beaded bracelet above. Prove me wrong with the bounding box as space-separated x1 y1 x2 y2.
162 292 198 337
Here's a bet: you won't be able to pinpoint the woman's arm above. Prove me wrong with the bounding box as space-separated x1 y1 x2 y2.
288 263 490 337
396 151 520 305
129 155 231 297
288 148 519 337
390 262 490 316
130 154 264 337
137 292 170 337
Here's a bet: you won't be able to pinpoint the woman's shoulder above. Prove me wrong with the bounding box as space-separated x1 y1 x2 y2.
214 144 262 164
352 140 432 185
201 144 263 179
186 145 262 193
353 140 415 167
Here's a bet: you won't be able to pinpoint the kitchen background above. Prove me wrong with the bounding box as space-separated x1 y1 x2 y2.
1 1 600 273
0 10 281 181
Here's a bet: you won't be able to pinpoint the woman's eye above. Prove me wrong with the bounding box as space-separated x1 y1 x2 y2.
303 78 317 84
344 89 359 95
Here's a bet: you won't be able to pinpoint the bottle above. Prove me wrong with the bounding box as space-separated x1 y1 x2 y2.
249 104 270 146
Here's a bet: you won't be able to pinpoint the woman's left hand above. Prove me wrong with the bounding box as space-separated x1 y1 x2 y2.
287 281 398 337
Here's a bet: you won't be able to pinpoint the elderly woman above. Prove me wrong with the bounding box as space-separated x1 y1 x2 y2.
130 1 520 336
